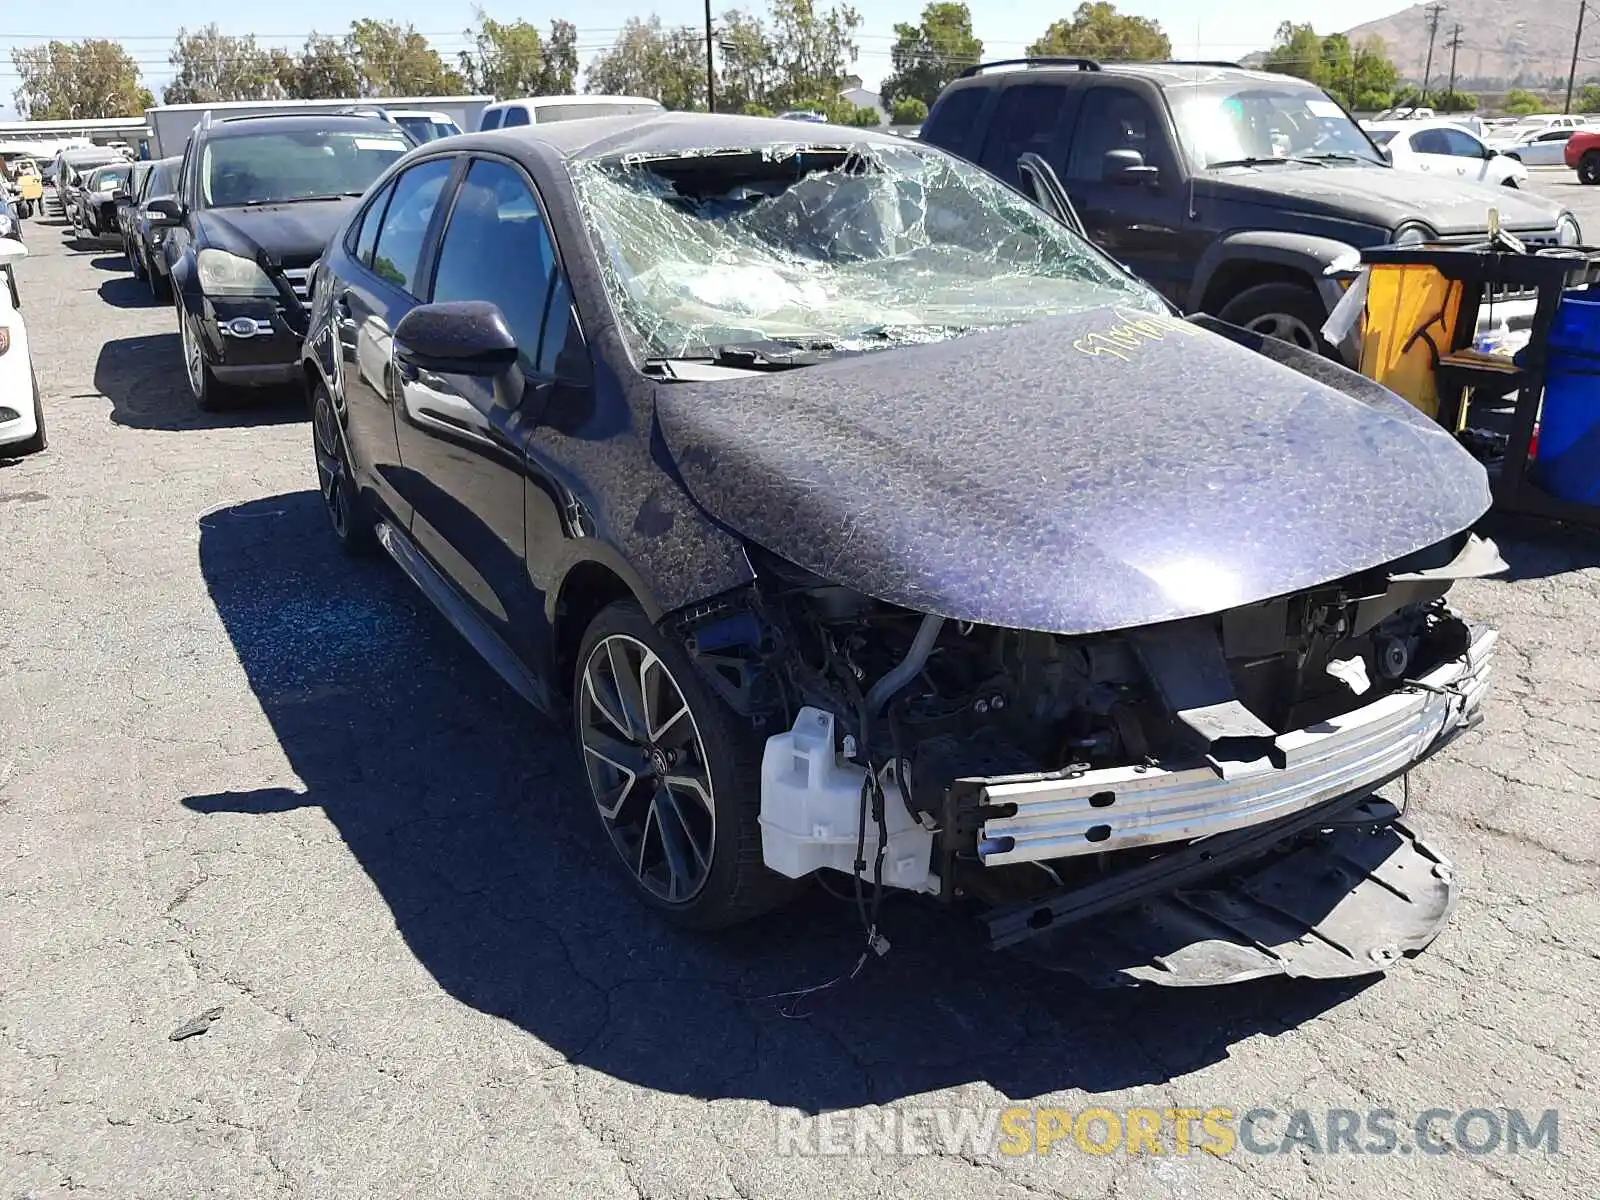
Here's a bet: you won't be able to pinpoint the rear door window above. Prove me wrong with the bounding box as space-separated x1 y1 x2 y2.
480 108 503 131
502 106 530 127
977 84 1070 187
1409 129 1450 155
922 87 990 159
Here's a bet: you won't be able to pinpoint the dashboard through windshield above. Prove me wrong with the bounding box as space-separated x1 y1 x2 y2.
201 129 409 208
1168 85 1386 170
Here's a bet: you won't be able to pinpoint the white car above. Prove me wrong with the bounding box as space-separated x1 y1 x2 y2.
1488 114 1587 148
1365 120 1528 188
1500 127 1580 166
0 236 44 457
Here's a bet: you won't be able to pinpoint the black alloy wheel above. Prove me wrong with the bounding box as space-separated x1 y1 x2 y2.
574 601 791 927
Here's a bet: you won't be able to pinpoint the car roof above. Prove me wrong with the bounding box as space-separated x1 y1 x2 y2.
201 114 409 140
463 110 907 160
951 59 1319 91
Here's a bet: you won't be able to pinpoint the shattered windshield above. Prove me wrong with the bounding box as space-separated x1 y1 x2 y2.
1169 85 1386 169
569 142 1161 361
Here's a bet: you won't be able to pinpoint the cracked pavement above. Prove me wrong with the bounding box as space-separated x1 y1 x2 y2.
1 175 1597 1198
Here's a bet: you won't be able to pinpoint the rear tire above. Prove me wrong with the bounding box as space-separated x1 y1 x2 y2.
573 600 793 929
1581 151 1600 185
1217 281 1337 359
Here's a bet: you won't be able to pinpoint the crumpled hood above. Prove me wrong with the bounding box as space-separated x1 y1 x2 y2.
656 308 1491 635
1202 165 1564 235
199 200 355 265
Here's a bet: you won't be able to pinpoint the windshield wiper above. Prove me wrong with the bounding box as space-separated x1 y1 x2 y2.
239 193 363 207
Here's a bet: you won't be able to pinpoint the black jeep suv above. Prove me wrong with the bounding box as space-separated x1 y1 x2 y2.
148 112 411 410
920 59 1581 360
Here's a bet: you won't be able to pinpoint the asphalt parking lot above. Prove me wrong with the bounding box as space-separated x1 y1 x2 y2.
2 169 1597 1199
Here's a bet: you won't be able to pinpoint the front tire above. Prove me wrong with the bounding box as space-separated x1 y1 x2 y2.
1580 151 1600 185
127 237 145 279
574 600 791 928
179 300 229 413
10 370 46 456
1217 281 1337 358
311 379 375 554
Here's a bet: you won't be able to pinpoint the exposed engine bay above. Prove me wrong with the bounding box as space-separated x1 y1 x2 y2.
671 530 1500 983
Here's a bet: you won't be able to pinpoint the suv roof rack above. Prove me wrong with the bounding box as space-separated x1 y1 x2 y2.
958 57 1101 79
1146 59 1244 69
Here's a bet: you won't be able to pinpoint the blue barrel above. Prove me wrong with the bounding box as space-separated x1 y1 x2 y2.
1536 291 1600 505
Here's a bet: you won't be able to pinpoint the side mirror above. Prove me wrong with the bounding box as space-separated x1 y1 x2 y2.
1103 148 1159 185
394 301 519 376
146 197 183 226
0 237 27 267
113 189 130 203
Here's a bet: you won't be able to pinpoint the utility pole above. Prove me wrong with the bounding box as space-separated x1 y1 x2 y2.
1445 23 1464 109
1566 0 1588 113
1420 3 1446 102
705 0 717 113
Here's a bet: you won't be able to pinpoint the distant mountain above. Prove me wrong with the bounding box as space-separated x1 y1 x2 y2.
1346 2 1582 85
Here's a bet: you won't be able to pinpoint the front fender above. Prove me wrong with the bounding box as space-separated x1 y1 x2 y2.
1189 229 1360 314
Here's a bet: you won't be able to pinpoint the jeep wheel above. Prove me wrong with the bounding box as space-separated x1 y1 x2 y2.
1218 282 1335 358
1580 151 1600 185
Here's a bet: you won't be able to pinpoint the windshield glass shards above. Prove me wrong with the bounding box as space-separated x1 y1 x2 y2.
569 143 1163 362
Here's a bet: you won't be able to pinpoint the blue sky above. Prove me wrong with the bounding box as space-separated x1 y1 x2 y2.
0 0 1417 118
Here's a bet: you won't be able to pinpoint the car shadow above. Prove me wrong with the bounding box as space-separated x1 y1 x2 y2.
1479 510 1600 581
97 276 158 309
88 254 128 272
184 490 1368 1110
94 334 308 430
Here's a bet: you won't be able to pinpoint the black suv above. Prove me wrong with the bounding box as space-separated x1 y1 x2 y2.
148 112 411 410
921 59 1581 359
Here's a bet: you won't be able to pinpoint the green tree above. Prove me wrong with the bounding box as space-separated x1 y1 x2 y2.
11 39 152 118
1263 21 1323 82
891 95 929 124
1350 36 1400 111
880 2 981 108
586 16 707 110
1504 87 1545 116
346 19 466 97
1427 88 1478 113
717 8 778 113
1027 3 1171 61
460 10 545 98
1577 83 1600 112
284 32 362 100
164 25 289 103
541 20 579 94
458 12 577 98
765 0 863 114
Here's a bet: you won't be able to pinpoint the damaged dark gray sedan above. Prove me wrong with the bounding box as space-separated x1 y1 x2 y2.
300 113 1501 986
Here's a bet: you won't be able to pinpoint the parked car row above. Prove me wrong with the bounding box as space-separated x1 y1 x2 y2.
61 74 1510 980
